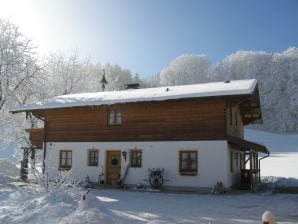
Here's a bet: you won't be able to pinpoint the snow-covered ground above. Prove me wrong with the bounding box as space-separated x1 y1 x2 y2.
0 129 298 224
1 186 298 224
245 129 298 178
0 142 21 165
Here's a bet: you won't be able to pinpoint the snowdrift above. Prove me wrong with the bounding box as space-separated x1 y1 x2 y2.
0 159 19 185
0 159 19 177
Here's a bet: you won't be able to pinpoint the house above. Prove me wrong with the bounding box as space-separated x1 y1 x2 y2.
11 79 269 191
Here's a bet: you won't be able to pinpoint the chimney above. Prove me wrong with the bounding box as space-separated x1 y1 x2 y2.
125 83 140 89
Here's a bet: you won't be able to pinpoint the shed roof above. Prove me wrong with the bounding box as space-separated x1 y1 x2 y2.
11 79 258 113
227 135 269 154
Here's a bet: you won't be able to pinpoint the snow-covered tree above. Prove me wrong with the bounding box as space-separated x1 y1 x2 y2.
103 63 133 91
160 54 212 86
133 73 146 88
214 48 298 132
147 73 161 87
0 18 41 112
214 50 273 81
0 18 43 164
40 51 93 98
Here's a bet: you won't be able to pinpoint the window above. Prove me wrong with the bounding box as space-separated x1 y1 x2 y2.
130 149 142 167
88 149 98 166
240 153 245 169
59 150 72 170
234 152 239 169
108 109 122 125
229 107 233 125
230 151 239 172
179 151 198 175
230 151 233 172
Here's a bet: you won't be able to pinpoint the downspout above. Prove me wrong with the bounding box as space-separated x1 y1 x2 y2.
258 151 270 182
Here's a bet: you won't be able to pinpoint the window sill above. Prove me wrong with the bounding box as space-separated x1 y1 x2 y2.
130 166 142 168
179 172 197 176
59 167 71 171
108 124 122 127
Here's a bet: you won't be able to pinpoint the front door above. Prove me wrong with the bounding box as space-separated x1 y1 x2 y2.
106 150 121 185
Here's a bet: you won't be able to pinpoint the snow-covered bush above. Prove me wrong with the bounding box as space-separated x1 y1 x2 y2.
30 159 79 192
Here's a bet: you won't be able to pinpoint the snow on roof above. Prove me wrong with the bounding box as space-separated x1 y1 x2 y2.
11 79 257 112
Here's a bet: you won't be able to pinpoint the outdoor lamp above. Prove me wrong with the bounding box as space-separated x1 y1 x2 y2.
122 150 127 162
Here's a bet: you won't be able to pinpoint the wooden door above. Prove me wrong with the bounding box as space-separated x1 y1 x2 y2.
106 150 121 185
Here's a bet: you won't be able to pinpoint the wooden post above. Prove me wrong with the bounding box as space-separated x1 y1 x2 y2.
249 151 253 189
20 148 29 181
42 120 48 173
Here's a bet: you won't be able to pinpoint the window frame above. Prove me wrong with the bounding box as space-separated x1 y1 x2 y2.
108 109 122 126
230 151 233 172
240 153 245 169
59 150 72 170
230 151 239 172
130 149 142 168
229 107 233 126
179 150 198 176
88 149 99 166
234 152 239 169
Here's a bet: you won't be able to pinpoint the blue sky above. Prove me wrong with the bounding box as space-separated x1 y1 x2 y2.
1 0 297 78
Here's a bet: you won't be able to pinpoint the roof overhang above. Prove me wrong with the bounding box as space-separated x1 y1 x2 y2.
239 84 263 125
10 79 258 113
227 135 269 154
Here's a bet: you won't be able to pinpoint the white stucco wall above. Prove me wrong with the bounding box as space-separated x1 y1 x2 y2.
44 140 235 189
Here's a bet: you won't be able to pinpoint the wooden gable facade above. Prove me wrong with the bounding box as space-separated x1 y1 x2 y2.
25 87 262 146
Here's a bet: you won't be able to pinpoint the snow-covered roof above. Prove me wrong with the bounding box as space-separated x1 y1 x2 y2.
11 79 258 112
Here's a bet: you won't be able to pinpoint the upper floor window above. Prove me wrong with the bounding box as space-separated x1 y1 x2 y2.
108 109 122 125
88 149 99 166
229 107 233 126
179 150 198 175
59 150 72 170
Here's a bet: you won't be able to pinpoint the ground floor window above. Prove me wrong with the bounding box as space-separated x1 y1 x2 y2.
130 149 142 167
88 149 99 166
230 151 240 172
59 150 72 170
240 153 245 169
179 150 198 175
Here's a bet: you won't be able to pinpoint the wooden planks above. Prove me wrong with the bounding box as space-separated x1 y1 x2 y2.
33 98 228 142
26 128 44 148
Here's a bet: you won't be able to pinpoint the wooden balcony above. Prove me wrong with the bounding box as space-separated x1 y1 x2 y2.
26 128 44 149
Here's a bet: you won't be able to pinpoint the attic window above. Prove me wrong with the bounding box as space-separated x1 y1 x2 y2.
108 109 122 125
